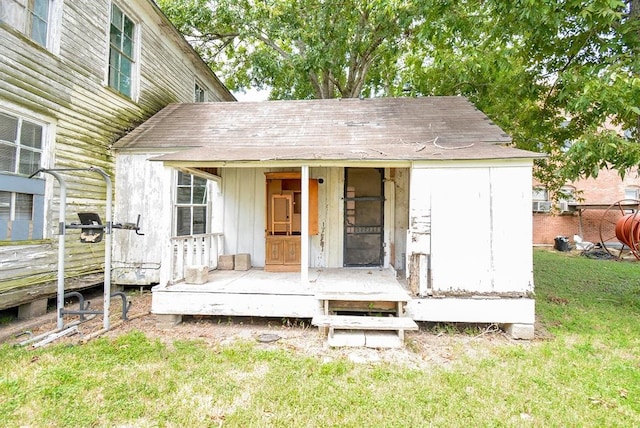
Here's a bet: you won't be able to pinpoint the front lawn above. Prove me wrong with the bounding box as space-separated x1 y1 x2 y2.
1 249 639 426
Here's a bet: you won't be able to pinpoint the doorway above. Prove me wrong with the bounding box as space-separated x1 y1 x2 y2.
343 168 384 266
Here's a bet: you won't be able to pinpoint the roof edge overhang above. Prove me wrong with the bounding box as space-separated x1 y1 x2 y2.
155 155 542 170
158 159 414 168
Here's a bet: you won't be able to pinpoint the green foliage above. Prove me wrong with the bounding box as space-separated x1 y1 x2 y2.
158 0 416 99
158 0 640 196
403 0 640 195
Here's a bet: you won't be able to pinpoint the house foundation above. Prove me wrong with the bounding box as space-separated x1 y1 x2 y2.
156 314 182 329
502 323 535 340
18 298 48 320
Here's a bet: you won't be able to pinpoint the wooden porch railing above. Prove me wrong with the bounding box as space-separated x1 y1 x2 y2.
169 233 223 284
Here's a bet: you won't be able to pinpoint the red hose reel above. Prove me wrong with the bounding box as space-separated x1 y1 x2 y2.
599 199 640 260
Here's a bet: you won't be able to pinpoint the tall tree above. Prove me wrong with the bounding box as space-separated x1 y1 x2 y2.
158 0 640 195
401 0 640 194
157 0 416 99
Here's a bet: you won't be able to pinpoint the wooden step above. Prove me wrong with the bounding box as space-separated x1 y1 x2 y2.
312 315 418 331
316 292 411 317
312 315 419 348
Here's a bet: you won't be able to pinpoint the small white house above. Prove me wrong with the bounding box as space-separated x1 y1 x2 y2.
113 97 541 339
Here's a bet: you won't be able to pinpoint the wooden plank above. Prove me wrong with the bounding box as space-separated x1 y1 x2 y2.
311 315 418 331
325 300 398 312
316 292 410 302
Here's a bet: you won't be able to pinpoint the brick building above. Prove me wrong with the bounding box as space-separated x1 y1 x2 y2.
533 168 640 245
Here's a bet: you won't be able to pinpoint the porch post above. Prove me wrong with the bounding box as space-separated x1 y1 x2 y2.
301 165 309 284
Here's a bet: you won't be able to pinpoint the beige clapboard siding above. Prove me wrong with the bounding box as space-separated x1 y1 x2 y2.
59 1 110 79
0 0 232 308
0 244 57 291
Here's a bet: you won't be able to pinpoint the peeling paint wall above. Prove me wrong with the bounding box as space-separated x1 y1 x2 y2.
408 160 534 296
0 0 232 308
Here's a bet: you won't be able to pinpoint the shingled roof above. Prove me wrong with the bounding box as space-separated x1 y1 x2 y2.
113 96 542 163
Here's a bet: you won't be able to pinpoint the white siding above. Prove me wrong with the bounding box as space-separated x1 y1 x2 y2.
112 154 173 284
409 160 534 295
218 167 345 269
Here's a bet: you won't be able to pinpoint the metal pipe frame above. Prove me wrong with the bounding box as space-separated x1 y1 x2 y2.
30 167 114 331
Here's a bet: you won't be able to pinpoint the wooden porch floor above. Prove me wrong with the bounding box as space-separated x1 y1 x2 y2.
158 267 410 296
151 267 410 319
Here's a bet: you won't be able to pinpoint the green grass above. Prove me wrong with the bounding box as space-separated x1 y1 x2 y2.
1 249 639 426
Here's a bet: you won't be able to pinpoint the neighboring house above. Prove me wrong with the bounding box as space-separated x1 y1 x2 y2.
0 0 234 318
113 97 543 339
532 168 640 246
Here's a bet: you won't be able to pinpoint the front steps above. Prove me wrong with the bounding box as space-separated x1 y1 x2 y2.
313 291 418 348
312 314 418 348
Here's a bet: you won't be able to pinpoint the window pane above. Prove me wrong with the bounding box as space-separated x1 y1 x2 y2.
195 83 205 102
193 185 206 204
33 0 48 17
532 188 548 201
0 191 10 220
0 142 17 173
30 15 47 45
111 4 122 30
193 176 207 187
0 112 18 142
177 172 190 185
123 34 133 58
20 120 42 148
625 188 639 199
177 187 191 204
123 16 134 39
14 192 32 220
176 206 190 236
18 147 40 175
192 206 206 234
29 0 48 46
110 24 122 49
108 66 118 90
119 57 132 97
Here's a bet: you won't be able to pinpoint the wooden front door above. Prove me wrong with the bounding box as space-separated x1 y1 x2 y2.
343 168 384 267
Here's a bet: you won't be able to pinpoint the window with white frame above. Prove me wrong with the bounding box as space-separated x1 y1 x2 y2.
175 171 208 236
0 110 46 241
558 186 576 202
625 186 640 200
194 81 206 102
108 3 136 98
0 0 50 47
532 187 548 201
532 187 551 212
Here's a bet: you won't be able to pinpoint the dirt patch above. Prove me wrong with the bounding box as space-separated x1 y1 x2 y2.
1 290 545 369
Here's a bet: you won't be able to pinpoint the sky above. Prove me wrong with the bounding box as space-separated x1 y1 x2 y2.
232 87 270 102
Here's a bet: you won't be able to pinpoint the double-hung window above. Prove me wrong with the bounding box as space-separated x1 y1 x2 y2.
0 0 50 47
194 82 206 102
625 186 640 200
175 172 208 236
108 3 136 98
0 111 46 241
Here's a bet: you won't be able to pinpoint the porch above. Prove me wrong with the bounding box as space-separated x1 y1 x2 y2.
152 267 412 319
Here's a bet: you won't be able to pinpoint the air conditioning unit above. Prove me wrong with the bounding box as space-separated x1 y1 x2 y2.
557 201 570 212
532 201 552 212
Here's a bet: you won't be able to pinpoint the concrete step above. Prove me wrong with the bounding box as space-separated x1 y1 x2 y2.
312 314 418 331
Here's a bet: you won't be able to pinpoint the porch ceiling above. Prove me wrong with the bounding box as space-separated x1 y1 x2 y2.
113 97 544 163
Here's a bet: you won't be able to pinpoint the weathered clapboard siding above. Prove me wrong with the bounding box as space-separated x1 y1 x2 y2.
409 160 534 296
0 0 233 310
